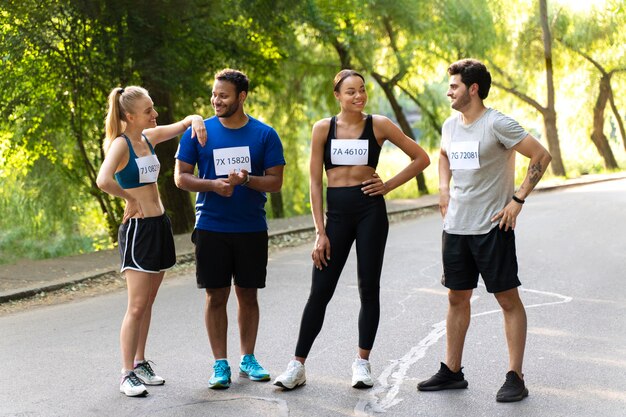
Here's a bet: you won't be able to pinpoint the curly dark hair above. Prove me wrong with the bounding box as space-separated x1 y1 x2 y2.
447 59 492 100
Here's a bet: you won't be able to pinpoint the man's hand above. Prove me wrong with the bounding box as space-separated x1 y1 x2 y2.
212 178 234 197
228 169 249 187
491 200 523 231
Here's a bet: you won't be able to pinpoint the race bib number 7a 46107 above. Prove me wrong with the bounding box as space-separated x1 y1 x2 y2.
448 141 480 170
213 146 252 176
330 139 369 166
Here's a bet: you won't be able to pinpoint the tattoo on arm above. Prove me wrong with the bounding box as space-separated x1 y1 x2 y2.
528 162 543 186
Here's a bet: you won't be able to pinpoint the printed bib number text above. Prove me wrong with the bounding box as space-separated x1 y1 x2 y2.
449 141 480 170
213 146 252 176
330 139 368 166
136 154 160 183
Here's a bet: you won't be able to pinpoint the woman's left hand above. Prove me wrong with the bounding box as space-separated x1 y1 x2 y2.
361 172 387 196
190 116 207 147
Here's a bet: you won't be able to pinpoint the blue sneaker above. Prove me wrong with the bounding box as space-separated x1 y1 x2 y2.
239 354 270 381
208 360 231 389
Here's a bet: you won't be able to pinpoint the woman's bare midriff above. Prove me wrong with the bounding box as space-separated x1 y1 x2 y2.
326 165 376 187
125 183 165 218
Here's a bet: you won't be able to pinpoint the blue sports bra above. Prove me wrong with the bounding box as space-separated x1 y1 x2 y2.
114 134 161 189
323 114 381 171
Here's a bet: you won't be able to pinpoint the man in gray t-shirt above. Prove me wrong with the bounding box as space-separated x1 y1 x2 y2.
417 59 552 403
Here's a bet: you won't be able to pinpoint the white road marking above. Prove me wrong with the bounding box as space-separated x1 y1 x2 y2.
354 286 573 415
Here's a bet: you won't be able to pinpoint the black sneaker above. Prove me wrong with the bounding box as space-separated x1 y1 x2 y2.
417 362 469 391
496 371 529 402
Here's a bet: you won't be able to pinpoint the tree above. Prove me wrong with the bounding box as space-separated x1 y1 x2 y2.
556 3 626 168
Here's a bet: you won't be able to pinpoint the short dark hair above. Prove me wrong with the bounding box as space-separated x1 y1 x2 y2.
333 69 365 92
447 59 491 100
215 69 249 94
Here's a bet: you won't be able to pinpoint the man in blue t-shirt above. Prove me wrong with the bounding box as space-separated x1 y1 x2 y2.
175 69 285 389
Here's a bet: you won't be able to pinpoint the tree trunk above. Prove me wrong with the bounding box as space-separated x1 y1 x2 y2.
608 85 626 151
590 75 619 169
540 0 566 176
270 192 284 219
146 87 196 234
371 72 428 194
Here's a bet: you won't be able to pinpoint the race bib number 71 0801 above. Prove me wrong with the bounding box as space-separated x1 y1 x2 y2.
448 141 480 170
213 146 252 176
136 154 160 183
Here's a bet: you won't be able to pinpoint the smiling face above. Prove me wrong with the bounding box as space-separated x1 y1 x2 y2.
334 75 367 111
127 95 158 128
447 74 473 112
211 80 245 118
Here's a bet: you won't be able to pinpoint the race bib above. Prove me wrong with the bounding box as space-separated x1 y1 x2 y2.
448 141 480 170
330 139 368 166
136 154 160 183
213 146 252 176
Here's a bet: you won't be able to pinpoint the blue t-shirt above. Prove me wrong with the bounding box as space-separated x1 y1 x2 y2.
175 115 285 233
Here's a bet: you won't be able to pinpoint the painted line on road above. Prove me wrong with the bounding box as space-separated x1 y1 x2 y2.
354 286 573 415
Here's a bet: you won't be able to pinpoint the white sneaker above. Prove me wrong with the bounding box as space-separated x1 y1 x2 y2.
273 360 306 390
134 360 165 385
352 358 374 388
120 371 148 397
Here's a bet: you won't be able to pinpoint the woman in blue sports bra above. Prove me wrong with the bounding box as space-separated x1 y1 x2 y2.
274 70 431 390
96 86 206 397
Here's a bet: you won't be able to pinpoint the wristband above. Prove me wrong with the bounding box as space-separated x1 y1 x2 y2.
512 195 525 204
242 173 250 186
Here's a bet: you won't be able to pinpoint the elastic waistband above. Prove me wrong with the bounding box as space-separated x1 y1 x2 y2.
127 213 168 224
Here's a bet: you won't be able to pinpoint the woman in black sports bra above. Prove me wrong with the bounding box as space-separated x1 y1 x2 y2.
96 86 206 397
274 70 430 390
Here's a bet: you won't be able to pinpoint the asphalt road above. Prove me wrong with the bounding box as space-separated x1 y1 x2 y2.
1 179 625 417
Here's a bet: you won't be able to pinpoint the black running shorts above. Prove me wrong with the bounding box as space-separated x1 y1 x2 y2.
441 226 520 294
192 229 268 289
118 214 176 273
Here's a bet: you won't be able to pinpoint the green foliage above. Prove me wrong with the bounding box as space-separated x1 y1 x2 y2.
0 0 624 264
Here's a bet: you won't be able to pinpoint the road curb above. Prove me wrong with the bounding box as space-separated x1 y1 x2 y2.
1 171 623 305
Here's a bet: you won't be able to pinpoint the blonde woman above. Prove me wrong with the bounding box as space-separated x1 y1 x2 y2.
96 86 206 397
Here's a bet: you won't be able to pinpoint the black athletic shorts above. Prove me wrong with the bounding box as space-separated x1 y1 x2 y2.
441 226 520 293
191 229 268 289
118 214 176 273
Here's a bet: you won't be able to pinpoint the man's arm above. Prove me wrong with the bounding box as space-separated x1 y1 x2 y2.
174 159 234 197
491 134 552 230
511 135 552 200
438 148 452 218
228 165 284 193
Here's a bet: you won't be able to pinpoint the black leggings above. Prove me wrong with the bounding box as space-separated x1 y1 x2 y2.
295 185 389 358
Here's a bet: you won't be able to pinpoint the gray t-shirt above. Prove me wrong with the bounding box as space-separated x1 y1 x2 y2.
441 108 527 235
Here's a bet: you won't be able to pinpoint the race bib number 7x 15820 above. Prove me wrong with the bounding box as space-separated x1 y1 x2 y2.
213 146 252 176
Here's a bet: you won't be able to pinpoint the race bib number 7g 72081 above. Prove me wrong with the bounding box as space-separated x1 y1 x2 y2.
213 146 252 176
448 141 480 170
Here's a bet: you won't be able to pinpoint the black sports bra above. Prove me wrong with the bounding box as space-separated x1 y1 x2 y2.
323 114 381 171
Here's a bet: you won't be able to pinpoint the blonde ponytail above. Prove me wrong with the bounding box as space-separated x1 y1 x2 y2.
103 86 150 154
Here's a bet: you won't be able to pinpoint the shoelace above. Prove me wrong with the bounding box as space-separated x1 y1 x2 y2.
502 373 519 389
214 361 229 377
125 372 143 387
137 360 156 377
243 356 263 371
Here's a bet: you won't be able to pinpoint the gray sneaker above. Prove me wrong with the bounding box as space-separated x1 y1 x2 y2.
274 360 306 390
134 360 165 386
351 358 374 388
120 371 148 397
